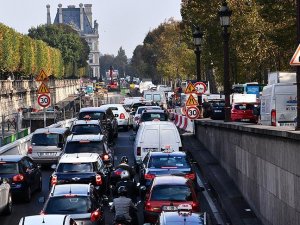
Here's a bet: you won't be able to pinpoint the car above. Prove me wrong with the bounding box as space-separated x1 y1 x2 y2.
0 155 42 202
41 184 105 225
28 127 69 165
105 104 130 131
70 120 102 135
0 177 12 215
231 103 258 123
130 100 158 114
143 176 200 224
133 106 162 131
139 109 168 123
50 153 109 195
150 204 209 225
210 101 225 120
62 134 112 166
19 215 77 225
140 150 196 187
78 106 118 142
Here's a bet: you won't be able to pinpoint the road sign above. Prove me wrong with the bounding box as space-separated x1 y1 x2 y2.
38 94 51 108
194 82 207 95
186 106 200 120
37 82 50 94
185 94 198 106
290 44 300 66
184 82 196 94
35 69 49 82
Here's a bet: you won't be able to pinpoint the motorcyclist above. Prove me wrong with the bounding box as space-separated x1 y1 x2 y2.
115 156 136 180
116 170 138 202
111 186 138 225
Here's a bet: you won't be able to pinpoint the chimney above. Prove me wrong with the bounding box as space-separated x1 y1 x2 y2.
46 4 51 25
58 3 63 24
84 4 92 26
79 3 84 31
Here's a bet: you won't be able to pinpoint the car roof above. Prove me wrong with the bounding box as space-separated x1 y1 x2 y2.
149 151 186 157
0 155 24 162
161 211 204 224
137 106 161 110
143 109 165 113
72 120 100 125
141 121 176 126
19 215 70 225
51 184 90 196
153 176 188 185
33 127 68 134
79 107 105 113
66 134 103 142
59 153 100 163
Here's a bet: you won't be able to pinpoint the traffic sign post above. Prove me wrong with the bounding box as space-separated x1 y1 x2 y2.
184 82 196 94
38 94 51 108
186 106 200 120
37 82 50 94
185 94 198 107
35 69 49 82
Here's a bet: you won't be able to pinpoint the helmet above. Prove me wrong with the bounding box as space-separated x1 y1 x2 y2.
120 156 129 164
120 170 130 180
118 186 127 196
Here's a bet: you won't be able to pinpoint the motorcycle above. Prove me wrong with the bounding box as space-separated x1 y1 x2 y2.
109 201 141 225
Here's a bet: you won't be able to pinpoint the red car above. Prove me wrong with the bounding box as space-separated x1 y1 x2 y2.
143 176 200 224
231 103 257 123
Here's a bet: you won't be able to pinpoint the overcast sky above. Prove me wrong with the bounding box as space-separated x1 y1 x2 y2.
0 0 182 58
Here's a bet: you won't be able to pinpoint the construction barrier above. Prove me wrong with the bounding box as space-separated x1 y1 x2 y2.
171 111 194 133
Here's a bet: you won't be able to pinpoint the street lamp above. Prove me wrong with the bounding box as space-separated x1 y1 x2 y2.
219 1 232 122
193 26 203 115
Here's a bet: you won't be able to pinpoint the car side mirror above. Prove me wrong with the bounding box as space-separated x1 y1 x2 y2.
51 164 57 170
140 186 147 191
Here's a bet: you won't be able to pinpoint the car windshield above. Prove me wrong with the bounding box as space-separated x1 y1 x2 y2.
72 125 101 135
32 133 59 146
64 141 104 154
234 104 254 110
141 113 167 121
0 162 18 174
149 156 189 168
78 112 104 120
57 162 93 173
44 196 91 214
151 185 193 201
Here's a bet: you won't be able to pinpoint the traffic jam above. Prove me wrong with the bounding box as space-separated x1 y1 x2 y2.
0 91 210 225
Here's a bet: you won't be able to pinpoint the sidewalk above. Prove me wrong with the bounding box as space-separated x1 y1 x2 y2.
181 133 263 225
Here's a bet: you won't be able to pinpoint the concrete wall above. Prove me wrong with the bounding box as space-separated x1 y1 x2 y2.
195 121 300 225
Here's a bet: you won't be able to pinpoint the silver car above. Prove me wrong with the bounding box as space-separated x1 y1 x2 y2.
0 177 12 215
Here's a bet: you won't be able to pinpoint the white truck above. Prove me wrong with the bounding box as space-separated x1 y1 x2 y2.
260 72 297 127
143 90 167 108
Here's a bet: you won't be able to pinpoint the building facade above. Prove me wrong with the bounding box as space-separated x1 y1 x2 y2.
47 4 100 79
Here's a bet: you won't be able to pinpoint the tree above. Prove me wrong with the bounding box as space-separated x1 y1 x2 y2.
114 47 128 76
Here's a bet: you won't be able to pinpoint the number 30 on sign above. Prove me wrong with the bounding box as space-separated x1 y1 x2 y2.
186 106 200 120
38 94 51 108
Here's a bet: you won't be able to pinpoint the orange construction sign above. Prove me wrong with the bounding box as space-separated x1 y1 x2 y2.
35 69 49 82
184 82 196 94
185 94 198 106
37 82 50 94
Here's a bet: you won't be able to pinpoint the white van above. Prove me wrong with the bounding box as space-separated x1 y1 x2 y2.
260 83 297 127
143 90 167 108
133 121 182 165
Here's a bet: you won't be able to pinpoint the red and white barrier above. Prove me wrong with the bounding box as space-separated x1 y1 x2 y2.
172 112 194 133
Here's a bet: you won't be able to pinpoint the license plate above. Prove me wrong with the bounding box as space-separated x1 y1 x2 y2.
241 119 250 122
143 148 158 152
162 205 177 211
38 152 56 156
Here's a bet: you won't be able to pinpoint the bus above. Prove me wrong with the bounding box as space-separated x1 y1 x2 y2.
232 82 264 97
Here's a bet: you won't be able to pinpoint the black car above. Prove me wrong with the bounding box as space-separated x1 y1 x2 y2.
139 151 196 187
50 153 109 195
41 184 105 225
210 101 225 120
0 155 42 202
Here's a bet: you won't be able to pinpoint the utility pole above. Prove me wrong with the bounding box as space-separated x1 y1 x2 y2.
296 0 300 130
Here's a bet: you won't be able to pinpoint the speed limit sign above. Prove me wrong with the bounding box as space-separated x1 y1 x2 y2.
38 94 51 108
186 106 200 120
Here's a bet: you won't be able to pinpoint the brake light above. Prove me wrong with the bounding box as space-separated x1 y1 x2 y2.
114 170 122 176
192 202 200 211
95 174 102 185
145 201 161 212
185 173 196 180
144 173 155 180
137 147 141 156
13 174 24 182
91 209 101 222
51 175 57 185
28 146 32 154
120 113 125 119
271 109 276 126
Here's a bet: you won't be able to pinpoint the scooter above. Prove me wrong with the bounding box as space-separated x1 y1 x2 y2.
109 201 141 225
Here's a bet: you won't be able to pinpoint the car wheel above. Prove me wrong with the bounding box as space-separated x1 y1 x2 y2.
37 176 42 192
24 186 31 203
3 193 12 215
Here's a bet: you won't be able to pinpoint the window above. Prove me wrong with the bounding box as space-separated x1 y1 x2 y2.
149 156 189 168
151 185 193 201
141 113 167 121
153 94 161 102
32 133 59 146
72 124 101 135
57 163 93 173
64 141 105 154
78 112 104 120
234 104 254 110
145 94 152 101
0 162 18 174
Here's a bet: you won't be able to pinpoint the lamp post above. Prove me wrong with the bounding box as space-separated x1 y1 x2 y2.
219 1 232 122
193 26 203 115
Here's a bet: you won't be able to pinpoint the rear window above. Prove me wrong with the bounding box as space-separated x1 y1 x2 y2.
57 162 93 173
109 107 119 111
212 102 225 107
149 156 189 168
64 141 104 154
234 104 254 110
153 94 161 102
44 196 91 214
151 185 193 201
0 162 18 174
141 113 167 121
78 112 104 120
32 133 59 146
145 94 152 101
71 125 101 135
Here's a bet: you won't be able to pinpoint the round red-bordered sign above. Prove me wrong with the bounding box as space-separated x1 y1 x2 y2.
194 82 207 95
186 106 200 120
38 94 51 108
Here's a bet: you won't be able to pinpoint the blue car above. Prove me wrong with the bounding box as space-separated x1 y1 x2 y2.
0 155 42 202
